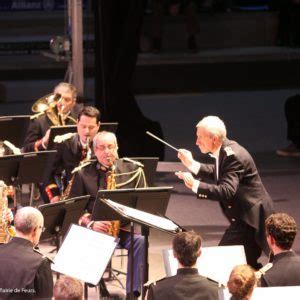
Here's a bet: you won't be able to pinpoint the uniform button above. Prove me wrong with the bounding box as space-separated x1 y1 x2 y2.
228 205 232 209
231 218 236 222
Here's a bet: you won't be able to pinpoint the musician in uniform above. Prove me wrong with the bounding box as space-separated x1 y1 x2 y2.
22 82 82 153
147 231 218 300
69 131 146 299
257 213 300 287
0 206 53 299
176 116 274 269
45 106 100 203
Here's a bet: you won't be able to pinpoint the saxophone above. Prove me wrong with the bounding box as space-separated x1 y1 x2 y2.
0 181 16 243
105 162 120 237
61 137 92 200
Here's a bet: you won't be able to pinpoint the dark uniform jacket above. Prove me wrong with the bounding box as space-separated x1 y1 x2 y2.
196 139 274 253
69 159 146 213
0 237 53 299
147 268 218 300
260 251 300 287
22 104 82 152
46 133 94 198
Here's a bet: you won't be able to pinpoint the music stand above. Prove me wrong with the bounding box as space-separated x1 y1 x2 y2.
47 122 119 150
0 115 30 148
16 151 57 206
92 186 173 298
38 195 90 249
0 155 23 185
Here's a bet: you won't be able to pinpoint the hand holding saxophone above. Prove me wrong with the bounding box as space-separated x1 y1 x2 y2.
92 221 114 234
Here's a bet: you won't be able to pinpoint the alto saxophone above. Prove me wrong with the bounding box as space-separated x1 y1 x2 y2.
106 162 120 237
61 137 92 200
0 180 16 243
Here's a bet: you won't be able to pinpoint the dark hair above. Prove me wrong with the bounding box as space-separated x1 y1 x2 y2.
265 213 297 250
172 231 201 267
78 106 101 123
228 264 256 300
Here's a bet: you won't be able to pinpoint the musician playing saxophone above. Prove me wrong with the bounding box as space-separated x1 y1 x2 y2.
45 106 100 203
69 131 146 299
22 82 82 153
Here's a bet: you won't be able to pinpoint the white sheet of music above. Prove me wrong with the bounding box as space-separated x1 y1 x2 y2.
105 199 179 233
51 224 118 285
163 245 246 286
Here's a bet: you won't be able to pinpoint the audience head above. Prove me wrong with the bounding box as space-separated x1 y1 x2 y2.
54 82 77 114
93 131 119 167
265 213 297 252
14 206 44 246
172 231 201 267
53 276 83 300
77 106 100 144
196 116 227 154
227 264 256 300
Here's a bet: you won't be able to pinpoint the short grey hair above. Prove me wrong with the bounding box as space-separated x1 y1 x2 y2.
54 82 77 100
196 116 227 141
93 131 117 148
14 207 43 235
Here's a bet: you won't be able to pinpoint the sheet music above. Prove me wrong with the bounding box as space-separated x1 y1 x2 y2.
105 199 179 233
163 245 246 286
51 224 118 285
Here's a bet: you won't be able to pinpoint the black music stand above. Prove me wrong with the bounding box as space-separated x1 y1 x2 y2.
0 115 30 148
47 122 119 150
0 155 23 185
38 195 90 249
92 186 173 299
16 151 57 206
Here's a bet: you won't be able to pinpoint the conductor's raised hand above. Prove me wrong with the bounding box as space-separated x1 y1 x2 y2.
92 221 111 233
178 149 194 168
175 171 195 189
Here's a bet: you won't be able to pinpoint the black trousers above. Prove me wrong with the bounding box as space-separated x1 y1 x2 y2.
285 94 300 148
219 220 262 270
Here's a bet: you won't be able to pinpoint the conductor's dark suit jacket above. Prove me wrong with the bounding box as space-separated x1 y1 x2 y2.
196 139 274 253
69 159 145 213
147 268 218 300
22 104 82 152
0 237 53 300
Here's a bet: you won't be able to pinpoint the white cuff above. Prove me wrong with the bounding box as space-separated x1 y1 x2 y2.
87 221 94 229
189 161 201 175
192 180 200 194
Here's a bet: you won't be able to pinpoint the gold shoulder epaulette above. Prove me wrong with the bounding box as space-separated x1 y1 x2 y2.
71 159 96 174
33 248 54 264
54 132 76 144
255 262 273 279
144 277 166 287
224 146 235 156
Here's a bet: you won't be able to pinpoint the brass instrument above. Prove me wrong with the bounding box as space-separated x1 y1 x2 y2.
61 137 92 200
0 181 16 243
30 93 77 125
106 162 120 237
